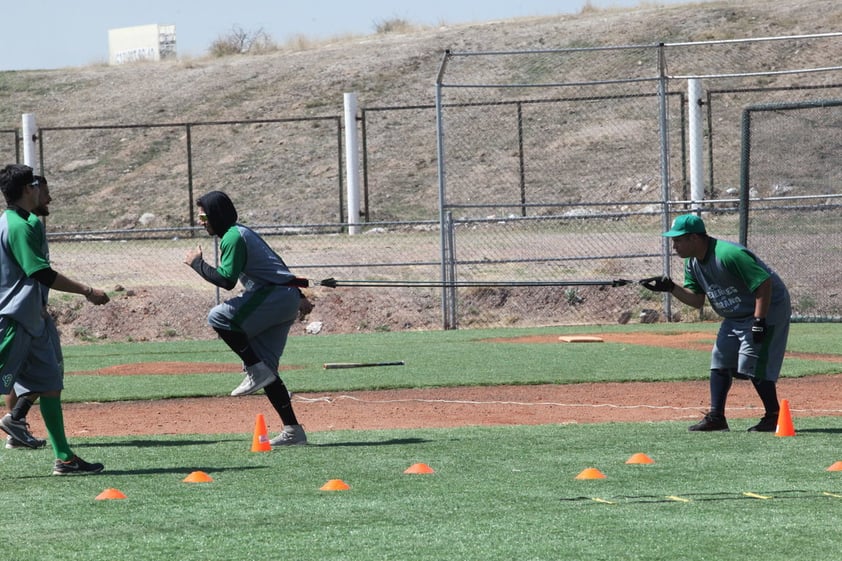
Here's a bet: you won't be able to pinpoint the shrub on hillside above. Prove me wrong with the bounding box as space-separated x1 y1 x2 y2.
209 25 277 57
373 17 415 34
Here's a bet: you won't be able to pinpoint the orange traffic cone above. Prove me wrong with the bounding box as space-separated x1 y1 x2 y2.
826 461 842 472
251 413 272 452
183 471 214 483
95 488 127 500
775 399 796 437
404 463 435 474
575 467 606 480
626 453 654 464
320 479 351 491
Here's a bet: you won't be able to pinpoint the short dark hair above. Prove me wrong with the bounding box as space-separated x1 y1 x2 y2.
0 164 34 204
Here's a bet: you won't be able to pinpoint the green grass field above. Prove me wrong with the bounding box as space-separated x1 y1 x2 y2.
2 323 842 561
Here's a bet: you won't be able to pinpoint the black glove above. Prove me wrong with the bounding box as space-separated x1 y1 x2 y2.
752 317 767 344
639 275 675 293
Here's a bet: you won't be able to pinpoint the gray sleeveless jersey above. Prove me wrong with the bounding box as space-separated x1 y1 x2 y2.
684 238 789 319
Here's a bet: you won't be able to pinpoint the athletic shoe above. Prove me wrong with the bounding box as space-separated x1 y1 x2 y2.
0 414 46 449
688 412 730 432
269 424 307 446
5 434 47 450
747 412 779 432
52 455 105 476
230 362 277 396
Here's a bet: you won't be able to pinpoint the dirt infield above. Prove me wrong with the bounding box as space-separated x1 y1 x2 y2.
20 331 842 438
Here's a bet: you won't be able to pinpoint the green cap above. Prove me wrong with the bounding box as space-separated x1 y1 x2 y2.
662 214 706 237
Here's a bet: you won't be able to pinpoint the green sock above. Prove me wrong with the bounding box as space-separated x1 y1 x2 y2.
39 396 73 461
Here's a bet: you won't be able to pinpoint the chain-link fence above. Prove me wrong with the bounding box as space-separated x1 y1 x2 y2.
36 117 344 231
435 33 842 328
6 32 842 334
739 99 842 320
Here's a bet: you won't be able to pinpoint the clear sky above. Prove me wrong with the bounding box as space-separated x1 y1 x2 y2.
3 0 707 71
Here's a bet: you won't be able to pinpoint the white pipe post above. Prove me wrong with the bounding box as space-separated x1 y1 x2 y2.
688 79 705 208
22 113 40 173
343 93 361 235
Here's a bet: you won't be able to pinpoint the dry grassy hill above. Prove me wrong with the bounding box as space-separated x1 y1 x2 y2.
2 0 841 227
4 0 840 125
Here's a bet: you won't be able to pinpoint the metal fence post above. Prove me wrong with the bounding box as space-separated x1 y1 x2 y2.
186 123 196 234
657 43 674 321
517 101 526 217
739 108 751 247
442 211 458 329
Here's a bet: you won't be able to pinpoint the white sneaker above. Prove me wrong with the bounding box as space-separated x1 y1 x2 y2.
269 424 307 446
230 362 277 396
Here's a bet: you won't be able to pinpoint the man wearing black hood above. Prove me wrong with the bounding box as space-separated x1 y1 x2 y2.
184 191 306 446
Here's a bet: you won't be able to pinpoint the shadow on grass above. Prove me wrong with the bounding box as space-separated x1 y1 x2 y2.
105 465 269 476
81 437 243 448
313 437 431 448
76 436 429 449
789 428 842 434
13 465 268 479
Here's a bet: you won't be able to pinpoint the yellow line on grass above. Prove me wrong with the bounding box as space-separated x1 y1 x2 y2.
591 497 615 504
665 495 692 502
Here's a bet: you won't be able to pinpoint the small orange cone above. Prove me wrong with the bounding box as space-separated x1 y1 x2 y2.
775 399 796 437
96 488 126 501
827 461 842 472
320 479 350 491
626 453 654 464
251 413 272 452
183 471 214 483
404 463 435 474
95 488 127 500
575 467 606 480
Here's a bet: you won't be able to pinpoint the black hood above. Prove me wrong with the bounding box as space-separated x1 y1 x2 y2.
197 191 238 235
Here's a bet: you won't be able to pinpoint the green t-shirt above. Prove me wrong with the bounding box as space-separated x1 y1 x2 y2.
0 208 51 335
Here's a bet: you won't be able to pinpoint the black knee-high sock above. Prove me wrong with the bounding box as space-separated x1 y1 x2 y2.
751 378 779 415
710 369 733 414
10 395 35 421
264 378 299 426
213 328 260 367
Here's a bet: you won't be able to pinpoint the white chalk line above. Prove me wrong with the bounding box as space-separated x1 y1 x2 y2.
291 394 842 415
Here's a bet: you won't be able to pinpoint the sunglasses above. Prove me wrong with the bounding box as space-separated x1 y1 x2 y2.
198 212 208 223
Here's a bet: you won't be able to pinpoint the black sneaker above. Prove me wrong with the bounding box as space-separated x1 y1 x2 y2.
688 412 730 432
0 414 44 449
5 434 47 449
747 412 779 432
52 456 105 476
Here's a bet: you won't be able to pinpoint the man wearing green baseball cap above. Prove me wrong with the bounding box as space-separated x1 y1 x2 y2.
662 213 707 237
640 213 791 433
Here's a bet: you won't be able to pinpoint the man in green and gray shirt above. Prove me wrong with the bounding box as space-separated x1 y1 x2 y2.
641 214 791 432
0 164 111 474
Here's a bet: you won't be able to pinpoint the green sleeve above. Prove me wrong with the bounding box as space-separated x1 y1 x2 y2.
718 243 770 292
217 228 247 282
9 213 50 276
